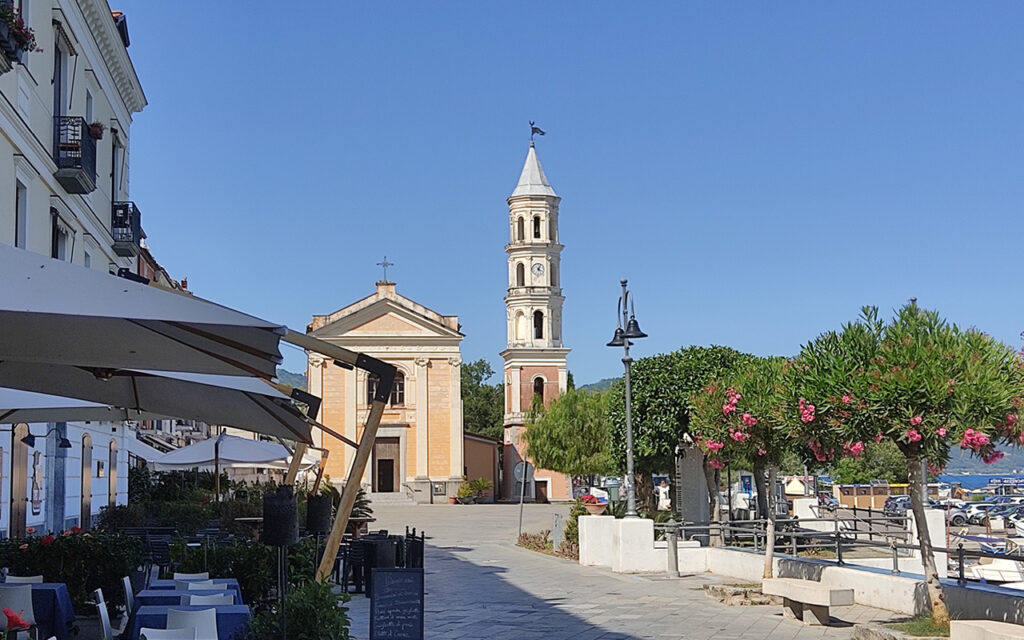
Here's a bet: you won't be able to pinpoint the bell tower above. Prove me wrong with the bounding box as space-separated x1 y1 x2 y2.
501 140 571 500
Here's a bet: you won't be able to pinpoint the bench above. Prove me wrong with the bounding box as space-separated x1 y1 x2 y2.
952 620 1024 640
761 578 853 626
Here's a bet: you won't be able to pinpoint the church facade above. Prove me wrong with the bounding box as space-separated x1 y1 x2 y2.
306 281 465 503
501 142 572 502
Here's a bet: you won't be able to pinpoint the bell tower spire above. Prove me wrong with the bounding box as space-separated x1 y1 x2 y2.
500 138 571 501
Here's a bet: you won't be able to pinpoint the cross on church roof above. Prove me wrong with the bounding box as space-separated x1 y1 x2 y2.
376 256 394 282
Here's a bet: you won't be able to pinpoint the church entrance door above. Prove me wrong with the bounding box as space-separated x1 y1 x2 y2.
372 437 400 493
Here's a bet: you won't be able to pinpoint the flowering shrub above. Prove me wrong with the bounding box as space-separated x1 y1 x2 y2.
0 4 38 52
0 529 143 614
581 493 606 505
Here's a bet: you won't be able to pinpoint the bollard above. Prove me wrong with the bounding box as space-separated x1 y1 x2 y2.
957 544 966 586
791 532 797 557
666 519 680 578
890 541 900 575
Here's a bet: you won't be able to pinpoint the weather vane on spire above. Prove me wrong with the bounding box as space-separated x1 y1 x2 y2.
377 256 394 282
530 121 545 142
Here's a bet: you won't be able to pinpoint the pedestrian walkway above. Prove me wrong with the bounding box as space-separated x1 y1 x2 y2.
345 504 900 639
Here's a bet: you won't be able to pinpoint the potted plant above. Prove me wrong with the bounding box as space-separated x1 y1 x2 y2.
88 122 105 140
582 493 608 516
0 3 38 64
456 482 474 505
468 477 493 503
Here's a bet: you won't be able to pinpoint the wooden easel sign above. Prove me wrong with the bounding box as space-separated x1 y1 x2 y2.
370 568 424 640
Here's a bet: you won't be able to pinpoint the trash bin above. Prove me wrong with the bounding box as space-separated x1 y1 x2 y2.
608 486 619 502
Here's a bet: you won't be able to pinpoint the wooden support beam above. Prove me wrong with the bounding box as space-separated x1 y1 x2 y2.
283 443 308 486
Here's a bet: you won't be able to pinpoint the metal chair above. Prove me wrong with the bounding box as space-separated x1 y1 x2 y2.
3 576 42 584
178 580 216 590
172 572 209 581
0 584 38 640
92 588 113 640
183 594 233 605
139 627 196 639
166 608 217 640
121 575 135 612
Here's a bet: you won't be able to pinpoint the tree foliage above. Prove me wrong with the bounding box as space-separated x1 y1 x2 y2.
461 359 505 440
523 389 614 476
607 346 755 473
830 440 907 484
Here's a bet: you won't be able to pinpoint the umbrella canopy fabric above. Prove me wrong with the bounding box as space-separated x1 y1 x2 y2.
126 436 166 462
0 244 284 378
0 387 173 424
0 363 312 443
154 433 318 471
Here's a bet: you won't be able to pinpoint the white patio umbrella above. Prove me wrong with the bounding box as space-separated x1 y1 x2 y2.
0 387 172 424
153 433 319 471
0 362 312 443
0 244 285 378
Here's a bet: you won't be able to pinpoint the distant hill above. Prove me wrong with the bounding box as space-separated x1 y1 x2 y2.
944 446 1024 474
579 377 618 392
276 368 307 391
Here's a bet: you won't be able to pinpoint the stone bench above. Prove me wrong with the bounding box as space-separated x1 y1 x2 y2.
761 578 853 626
951 620 1024 640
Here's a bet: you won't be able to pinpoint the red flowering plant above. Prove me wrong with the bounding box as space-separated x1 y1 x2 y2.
690 356 798 568
2 607 29 630
581 493 606 505
0 3 38 53
789 303 1024 626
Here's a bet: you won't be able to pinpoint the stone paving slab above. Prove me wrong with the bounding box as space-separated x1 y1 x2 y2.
344 504 903 639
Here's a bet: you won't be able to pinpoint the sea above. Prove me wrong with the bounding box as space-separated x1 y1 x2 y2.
939 474 1024 490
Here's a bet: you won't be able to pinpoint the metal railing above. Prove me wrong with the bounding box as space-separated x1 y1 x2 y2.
112 201 142 246
53 116 97 184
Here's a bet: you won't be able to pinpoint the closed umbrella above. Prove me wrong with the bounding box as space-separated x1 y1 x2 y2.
0 244 284 378
0 363 312 443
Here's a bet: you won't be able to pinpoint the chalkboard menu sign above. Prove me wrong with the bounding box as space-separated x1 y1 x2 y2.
370 568 424 640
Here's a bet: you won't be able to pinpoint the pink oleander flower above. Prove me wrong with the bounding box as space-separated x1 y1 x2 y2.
1006 414 1019 426
843 441 865 459
730 431 749 442
961 428 990 451
983 450 1005 465
741 413 757 427
910 415 922 426
722 404 736 415
841 395 851 404
937 427 947 436
757 448 766 456
708 459 725 469
905 429 922 442
706 441 724 452
873 432 884 442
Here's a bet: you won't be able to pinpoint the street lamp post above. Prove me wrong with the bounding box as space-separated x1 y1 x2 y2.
607 278 648 518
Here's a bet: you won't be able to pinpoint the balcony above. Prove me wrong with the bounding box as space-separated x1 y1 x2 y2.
111 201 142 257
53 116 97 194
0 1 24 74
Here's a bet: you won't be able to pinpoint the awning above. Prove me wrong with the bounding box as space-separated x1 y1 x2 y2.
153 433 319 471
0 244 285 379
125 435 165 462
0 363 312 443
0 387 171 424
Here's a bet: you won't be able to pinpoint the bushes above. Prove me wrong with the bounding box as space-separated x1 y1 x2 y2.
0 530 143 614
247 578 350 640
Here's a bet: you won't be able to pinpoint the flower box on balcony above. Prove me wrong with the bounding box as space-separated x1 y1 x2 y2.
0 1 36 70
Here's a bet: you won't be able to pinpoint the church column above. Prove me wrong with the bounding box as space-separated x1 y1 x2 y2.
448 357 463 479
414 358 429 479
510 367 522 414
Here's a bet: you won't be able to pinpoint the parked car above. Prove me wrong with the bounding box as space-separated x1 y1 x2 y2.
884 496 911 517
965 501 1001 525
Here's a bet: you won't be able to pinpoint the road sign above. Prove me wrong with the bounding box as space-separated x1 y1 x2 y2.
513 461 534 483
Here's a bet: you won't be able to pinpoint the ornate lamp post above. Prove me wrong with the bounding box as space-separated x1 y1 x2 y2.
607 278 647 518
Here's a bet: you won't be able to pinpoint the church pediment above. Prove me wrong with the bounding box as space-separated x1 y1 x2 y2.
311 299 463 341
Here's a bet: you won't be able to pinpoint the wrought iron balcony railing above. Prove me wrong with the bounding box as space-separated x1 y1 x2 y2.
111 201 142 257
53 116 97 193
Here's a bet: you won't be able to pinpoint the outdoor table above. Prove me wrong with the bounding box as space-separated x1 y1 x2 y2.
26 583 75 640
126 604 251 640
147 578 243 603
134 588 238 607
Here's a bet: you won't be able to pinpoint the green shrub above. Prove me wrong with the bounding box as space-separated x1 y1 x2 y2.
0 530 143 614
95 503 146 532
468 477 493 498
247 578 350 640
171 538 275 608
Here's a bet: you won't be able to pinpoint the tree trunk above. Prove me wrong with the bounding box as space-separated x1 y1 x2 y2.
753 462 769 519
763 465 778 579
703 461 723 547
635 473 655 515
907 454 950 625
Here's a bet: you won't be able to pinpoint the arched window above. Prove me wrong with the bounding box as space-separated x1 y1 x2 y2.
533 377 545 405
108 440 118 509
533 216 541 239
516 263 525 287
534 310 544 339
367 371 405 406
516 217 524 241
515 311 527 341
550 263 558 287
81 433 93 530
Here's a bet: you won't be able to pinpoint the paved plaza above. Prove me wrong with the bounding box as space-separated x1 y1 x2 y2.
345 503 901 639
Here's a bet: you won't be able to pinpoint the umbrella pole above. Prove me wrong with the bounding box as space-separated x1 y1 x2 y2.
316 399 386 581
214 439 220 503
284 444 308 486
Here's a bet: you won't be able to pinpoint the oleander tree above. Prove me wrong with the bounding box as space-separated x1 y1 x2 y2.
690 356 798 567
607 346 754 515
523 388 615 479
789 303 1024 625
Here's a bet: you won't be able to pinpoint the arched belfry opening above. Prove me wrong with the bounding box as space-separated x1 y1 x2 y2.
516 263 525 287
533 377 545 405
516 217 525 241
533 310 544 339
533 216 541 239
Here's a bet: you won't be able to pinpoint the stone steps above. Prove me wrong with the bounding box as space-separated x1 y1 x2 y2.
366 491 415 506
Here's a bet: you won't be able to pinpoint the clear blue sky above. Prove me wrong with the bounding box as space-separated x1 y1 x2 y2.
118 2 1024 384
